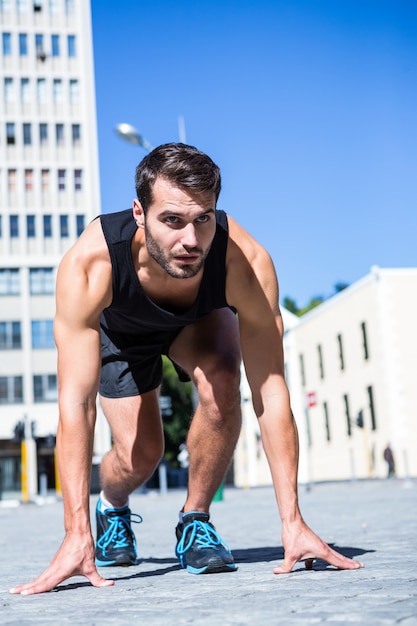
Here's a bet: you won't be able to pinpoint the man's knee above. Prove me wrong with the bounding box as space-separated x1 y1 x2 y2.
195 348 241 410
113 438 164 480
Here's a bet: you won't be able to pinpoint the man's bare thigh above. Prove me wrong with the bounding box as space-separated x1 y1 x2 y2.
168 308 240 378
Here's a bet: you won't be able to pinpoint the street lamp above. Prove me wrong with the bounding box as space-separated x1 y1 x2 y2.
115 116 187 151
114 122 154 152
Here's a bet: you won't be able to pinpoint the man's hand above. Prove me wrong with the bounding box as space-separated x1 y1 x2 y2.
274 519 364 574
9 531 114 595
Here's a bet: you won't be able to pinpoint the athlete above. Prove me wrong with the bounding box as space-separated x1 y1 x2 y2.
10 143 363 595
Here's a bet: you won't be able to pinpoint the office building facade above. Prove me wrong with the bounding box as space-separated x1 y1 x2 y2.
0 0 100 446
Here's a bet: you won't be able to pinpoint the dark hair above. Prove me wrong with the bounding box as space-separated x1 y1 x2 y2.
135 143 221 212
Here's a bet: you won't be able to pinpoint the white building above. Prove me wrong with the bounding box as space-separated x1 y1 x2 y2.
0 0 100 442
234 267 417 487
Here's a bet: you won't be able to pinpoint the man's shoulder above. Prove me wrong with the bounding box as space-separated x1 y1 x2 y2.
100 209 136 244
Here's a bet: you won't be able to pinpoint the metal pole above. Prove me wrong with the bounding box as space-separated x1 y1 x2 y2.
21 416 38 503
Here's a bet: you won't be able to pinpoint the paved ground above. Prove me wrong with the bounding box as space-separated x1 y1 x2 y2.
1 479 416 625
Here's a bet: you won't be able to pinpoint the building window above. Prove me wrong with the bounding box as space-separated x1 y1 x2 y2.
34 374 57 403
69 78 79 104
17 0 28 12
0 321 21 349
0 376 23 404
367 385 377 431
0 269 20 295
53 78 63 103
343 394 352 437
23 122 32 145
41 168 49 191
51 34 60 56
25 169 34 191
33 0 43 11
67 34 76 57
58 169 66 191
49 0 59 13
0 0 12 12
72 123 81 145
55 123 64 145
30 267 54 294
37 78 47 103
76 215 85 236
26 214 36 237
43 214 52 237
323 401 331 441
60 214 69 237
32 319 54 349
361 321 369 360
65 0 74 14
2 33 12 56
35 33 46 61
4 77 14 102
74 169 82 191
19 33 28 56
317 344 324 379
8 169 17 191
21 77 30 103
10 215 19 238
39 123 48 144
337 333 344 371
6 123 16 145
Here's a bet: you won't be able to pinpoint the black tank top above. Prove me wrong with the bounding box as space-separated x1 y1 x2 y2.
99 209 229 334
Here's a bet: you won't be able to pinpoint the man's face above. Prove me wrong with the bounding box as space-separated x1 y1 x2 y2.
134 177 217 279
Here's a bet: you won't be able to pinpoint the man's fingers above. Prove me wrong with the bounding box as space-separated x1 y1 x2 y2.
273 547 364 576
9 570 114 596
273 555 299 574
323 544 364 570
86 572 115 589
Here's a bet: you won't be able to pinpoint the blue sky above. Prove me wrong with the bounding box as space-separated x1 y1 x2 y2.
90 0 416 307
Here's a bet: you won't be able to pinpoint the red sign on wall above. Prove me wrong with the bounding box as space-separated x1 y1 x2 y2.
306 392 317 408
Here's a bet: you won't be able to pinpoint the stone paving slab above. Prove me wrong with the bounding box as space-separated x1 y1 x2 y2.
1 479 416 625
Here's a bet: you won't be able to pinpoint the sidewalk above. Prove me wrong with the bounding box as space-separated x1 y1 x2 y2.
1 479 416 625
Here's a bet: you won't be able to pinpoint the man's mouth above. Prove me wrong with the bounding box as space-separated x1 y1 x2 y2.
175 254 199 264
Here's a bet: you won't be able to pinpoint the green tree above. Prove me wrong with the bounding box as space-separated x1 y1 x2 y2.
160 356 194 466
282 296 299 315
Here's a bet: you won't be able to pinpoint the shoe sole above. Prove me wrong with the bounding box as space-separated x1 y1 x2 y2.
186 562 237 574
95 557 138 567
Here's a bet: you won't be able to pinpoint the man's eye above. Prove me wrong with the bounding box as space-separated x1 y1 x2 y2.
196 215 209 223
166 216 179 224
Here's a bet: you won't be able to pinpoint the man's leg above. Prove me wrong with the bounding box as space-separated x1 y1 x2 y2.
99 390 164 505
169 308 242 573
95 390 164 566
170 308 242 510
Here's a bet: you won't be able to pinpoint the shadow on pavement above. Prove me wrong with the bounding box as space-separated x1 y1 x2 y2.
232 544 375 573
51 545 375 592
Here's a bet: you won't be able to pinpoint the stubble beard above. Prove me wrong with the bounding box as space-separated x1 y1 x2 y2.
145 230 210 279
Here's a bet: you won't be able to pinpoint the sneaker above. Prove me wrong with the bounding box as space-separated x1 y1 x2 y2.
175 511 237 574
95 498 142 566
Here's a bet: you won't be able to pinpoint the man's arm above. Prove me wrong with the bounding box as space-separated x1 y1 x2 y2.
10 221 115 595
226 217 364 573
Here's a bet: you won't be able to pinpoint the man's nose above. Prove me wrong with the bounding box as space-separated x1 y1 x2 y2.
181 223 198 248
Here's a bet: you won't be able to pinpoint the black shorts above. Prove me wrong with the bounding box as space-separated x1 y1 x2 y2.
99 325 189 398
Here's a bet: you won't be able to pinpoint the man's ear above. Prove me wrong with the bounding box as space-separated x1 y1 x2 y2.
133 199 145 228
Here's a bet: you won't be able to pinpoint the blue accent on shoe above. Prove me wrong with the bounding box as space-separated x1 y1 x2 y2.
175 512 237 574
95 498 142 567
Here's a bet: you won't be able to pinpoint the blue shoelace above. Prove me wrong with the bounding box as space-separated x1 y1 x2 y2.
97 510 143 553
176 519 228 557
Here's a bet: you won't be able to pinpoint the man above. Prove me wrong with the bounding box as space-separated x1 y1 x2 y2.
10 143 363 596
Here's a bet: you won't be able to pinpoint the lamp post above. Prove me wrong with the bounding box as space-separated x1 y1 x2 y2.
114 122 154 152
115 116 187 151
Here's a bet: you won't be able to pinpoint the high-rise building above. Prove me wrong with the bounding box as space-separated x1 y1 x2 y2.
0 0 100 444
